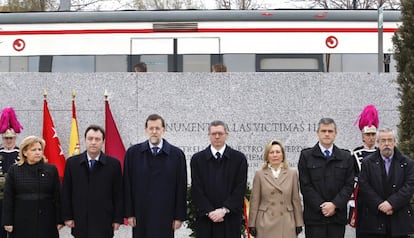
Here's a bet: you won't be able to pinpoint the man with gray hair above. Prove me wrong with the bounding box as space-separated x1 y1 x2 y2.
191 120 248 238
358 128 414 238
298 117 354 238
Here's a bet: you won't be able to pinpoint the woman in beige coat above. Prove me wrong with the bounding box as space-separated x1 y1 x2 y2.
248 140 304 238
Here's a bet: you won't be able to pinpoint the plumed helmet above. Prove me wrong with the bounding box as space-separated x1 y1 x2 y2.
355 105 379 134
0 107 23 137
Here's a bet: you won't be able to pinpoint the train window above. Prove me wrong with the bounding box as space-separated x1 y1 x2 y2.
0 57 10 72
96 55 127 72
140 55 169 72
342 54 378 72
223 54 255 72
10 57 29 72
183 55 210 72
257 54 323 72
52 56 95 72
28 57 40 72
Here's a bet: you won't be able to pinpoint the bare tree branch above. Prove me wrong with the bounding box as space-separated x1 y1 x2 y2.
310 0 400 9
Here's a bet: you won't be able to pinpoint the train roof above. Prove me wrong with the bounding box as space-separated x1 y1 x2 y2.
0 9 401 24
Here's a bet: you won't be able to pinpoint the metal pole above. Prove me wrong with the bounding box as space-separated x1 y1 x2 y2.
378 5 384 73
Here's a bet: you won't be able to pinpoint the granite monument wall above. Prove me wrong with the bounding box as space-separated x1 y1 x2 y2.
0 72 400 184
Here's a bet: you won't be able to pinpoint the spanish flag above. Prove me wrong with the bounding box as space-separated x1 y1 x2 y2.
69 91 80 156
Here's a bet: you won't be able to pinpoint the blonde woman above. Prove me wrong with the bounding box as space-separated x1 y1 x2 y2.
2 136 61 238
248 140 303 238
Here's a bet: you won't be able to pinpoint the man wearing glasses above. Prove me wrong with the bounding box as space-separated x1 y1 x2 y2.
358 128 414 238
191 120 248 238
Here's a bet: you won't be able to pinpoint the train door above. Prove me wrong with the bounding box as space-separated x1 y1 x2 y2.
130 37 221 72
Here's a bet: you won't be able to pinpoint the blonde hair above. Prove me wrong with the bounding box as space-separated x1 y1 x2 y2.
17 136 47 166
261 140 289 170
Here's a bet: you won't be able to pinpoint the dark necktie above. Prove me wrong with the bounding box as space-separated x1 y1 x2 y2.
90 159 96 171
324 150 331 159
152 147 159 156
385 158 391 175
216 152 221 160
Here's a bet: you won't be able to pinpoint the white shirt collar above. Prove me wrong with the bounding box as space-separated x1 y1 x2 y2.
149 139 163 150
87 152 100 161
318 143 333 155
210 145 226 158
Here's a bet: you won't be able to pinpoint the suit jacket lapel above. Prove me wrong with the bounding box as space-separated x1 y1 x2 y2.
277 169 288 185
263 168 284 192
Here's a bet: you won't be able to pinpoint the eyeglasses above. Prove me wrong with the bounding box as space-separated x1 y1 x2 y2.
379 138 394 144
3 137 15 140
209 132 227 137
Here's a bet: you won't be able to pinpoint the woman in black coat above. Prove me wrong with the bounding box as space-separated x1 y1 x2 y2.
2 136 62 238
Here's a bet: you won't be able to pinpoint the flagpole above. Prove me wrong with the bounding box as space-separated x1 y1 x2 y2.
43 89 47 99
104 89 109 101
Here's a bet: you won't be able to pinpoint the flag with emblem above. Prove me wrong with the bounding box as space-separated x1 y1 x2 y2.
43 93 66 180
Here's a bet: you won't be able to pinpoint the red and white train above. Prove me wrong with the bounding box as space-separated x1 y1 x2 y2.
0 10 401 72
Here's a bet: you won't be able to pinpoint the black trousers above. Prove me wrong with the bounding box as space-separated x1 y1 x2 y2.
305 224 345 238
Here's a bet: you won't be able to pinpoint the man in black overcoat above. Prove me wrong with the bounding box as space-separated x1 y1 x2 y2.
191 120 248 238
123 114 187 238
61 125 123 238
358 128 414 238
298 118 354 238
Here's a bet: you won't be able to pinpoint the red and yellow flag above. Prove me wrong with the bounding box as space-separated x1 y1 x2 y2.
69 91 80 156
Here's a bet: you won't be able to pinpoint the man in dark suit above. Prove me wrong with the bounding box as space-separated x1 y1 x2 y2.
62 125 123 238
191 120 248 238
298 118 354 238
123 114 187 238
358 128 414 238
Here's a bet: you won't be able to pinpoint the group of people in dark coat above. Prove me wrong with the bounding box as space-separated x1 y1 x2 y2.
298 107 414 238
1 108 414 238
0 114 249 238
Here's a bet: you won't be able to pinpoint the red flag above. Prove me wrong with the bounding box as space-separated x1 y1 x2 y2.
43 98 66 180
105 99 126 170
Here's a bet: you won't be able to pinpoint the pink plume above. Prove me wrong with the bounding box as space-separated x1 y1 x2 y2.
354 105 379 131
0 108 23 134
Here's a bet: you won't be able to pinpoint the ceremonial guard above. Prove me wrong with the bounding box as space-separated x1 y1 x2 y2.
349 105 379 237
0 107 23 238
